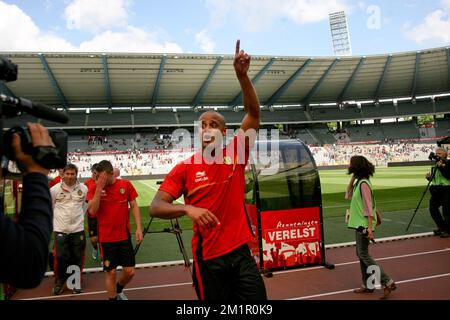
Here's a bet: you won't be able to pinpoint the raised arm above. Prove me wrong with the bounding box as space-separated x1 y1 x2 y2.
234 39 260 133
150 190 220 229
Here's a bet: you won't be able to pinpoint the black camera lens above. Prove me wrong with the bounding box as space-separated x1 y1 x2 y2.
3 126 68 170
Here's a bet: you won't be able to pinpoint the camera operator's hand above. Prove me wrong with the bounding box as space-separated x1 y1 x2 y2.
426 172 432 181
12 123 54 175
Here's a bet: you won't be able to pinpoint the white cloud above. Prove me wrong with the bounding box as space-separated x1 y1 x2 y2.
403 0 450 45
79 26 183 53
195 29 215 53
0 1 77 51
205 0 350 32
64 0 131 33
0 1 182 53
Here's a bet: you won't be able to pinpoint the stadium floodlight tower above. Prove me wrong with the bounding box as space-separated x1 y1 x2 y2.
329 11 352 56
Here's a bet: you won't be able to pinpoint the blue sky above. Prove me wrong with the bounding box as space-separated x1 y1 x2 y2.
1 0 449 56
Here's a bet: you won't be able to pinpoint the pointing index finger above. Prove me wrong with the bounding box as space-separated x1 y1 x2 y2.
235 39 240 55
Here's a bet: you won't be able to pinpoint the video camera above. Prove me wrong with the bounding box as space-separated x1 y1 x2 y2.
428 152 441 162
1 56 69 174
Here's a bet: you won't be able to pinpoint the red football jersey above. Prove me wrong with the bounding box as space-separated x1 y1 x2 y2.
84 178 96 190
84 178 96 217
86 179 138 242
48 175 61 188
159 135 252 261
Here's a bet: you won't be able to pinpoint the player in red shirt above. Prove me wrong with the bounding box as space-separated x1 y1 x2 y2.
150 40 267 301
48 169 63 188
87 160 142 300
84 163 100 261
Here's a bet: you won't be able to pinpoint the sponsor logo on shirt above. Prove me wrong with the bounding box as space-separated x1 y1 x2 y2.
195 171 209 183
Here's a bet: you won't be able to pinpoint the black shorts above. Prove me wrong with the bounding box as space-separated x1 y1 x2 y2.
100 238 135 271
193 243 267 301
87 217 98 237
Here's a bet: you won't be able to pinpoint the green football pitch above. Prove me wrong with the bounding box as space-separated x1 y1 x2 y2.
76 165 436 268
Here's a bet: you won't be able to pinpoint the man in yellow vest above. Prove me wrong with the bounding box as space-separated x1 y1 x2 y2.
426 147 450 238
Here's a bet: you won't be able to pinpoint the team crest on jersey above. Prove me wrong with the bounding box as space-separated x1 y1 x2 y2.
104 260 110 267
78 190 83 196
119 187 125 195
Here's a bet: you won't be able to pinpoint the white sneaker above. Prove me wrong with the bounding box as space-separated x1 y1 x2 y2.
92 248 99 260
117 292 128 300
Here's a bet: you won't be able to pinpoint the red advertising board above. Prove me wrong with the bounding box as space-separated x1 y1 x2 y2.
260 207 322 270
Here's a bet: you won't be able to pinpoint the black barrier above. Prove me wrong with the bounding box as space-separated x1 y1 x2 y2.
245 140 334 273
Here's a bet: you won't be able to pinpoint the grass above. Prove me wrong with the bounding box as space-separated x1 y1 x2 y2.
45 165 437 268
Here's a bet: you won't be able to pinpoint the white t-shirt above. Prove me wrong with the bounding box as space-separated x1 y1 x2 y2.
50 181 88 234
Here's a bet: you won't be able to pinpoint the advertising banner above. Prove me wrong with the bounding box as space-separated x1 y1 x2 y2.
260 207 322 270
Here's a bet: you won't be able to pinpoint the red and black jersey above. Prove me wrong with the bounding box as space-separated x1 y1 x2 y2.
159 135 253 261
86 179 138 243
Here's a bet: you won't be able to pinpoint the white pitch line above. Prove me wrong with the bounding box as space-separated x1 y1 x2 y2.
288 273 450 300
34 247 450 300
323 199 427 209
22 281 193 300
139 180 184 204
43 232 435 277
274 248 450 275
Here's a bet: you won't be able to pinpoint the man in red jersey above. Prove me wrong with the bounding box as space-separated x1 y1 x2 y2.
84 163 100 261
150 40 267 301
87 160 142 300
48 169 63 188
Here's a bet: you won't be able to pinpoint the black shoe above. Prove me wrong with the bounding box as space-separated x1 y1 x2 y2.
433 229 445 236
440 231 450 238
53 281 65 295
72 288 82 294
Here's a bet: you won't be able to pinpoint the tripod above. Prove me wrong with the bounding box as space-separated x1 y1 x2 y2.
406 164 438 232
134 217 192 275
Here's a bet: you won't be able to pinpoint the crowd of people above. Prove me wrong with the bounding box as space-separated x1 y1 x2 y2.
58 142 437 179
310 143 436 167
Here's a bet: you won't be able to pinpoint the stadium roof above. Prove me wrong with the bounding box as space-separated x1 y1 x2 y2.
1 46 449 110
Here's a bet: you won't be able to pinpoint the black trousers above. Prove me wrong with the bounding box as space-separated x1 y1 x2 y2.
53 230 86 281
429 185 450 232
193 244 267 301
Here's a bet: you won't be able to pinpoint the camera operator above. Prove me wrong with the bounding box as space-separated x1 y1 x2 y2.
0 123 55 289
426 147 450 238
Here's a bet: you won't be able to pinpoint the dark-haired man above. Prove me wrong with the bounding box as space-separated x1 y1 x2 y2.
87 160 142 300
50 164 87 295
